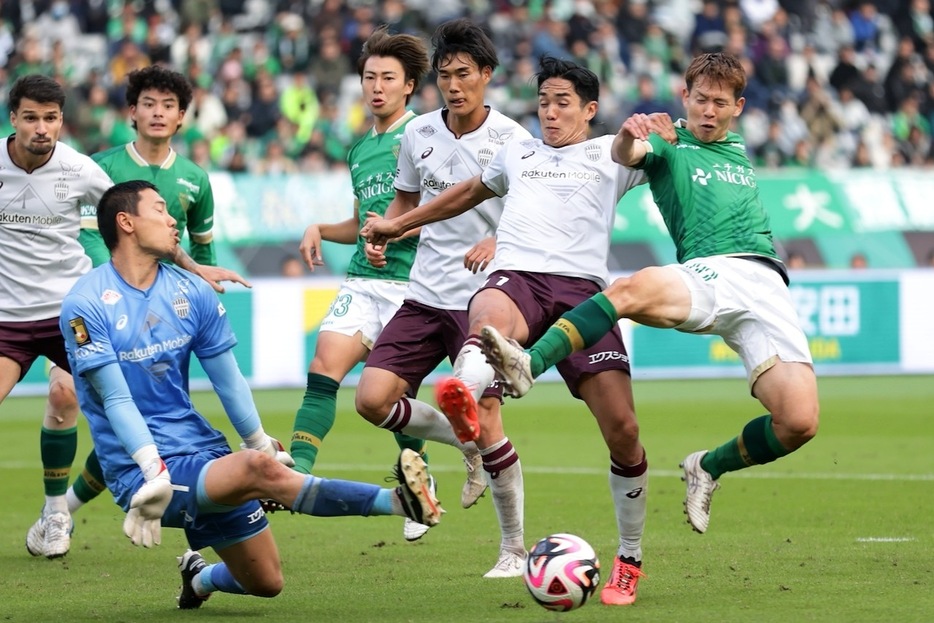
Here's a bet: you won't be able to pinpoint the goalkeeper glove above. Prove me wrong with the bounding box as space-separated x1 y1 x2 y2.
241 434 295 468
123 454 173 548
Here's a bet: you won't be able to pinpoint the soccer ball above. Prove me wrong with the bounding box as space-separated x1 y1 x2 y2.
523 533 601 612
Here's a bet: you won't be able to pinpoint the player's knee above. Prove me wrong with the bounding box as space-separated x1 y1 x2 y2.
603 413 640 451
354 388 389 424
240 450 286 486
245 570 284 598
47 379 78 415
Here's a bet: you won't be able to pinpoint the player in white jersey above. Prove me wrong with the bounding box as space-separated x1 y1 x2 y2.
0 75 113 559
364 56 677 606
353 18 531 578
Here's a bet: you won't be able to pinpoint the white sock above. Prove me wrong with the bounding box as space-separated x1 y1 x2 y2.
66 488 85 514
608 465 647 562
44 494 69 514
379 397 476 453
453 338 495 402
483 438 525 554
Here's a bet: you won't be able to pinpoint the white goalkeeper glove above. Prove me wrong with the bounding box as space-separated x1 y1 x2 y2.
241 434 295 468
124 455 173 548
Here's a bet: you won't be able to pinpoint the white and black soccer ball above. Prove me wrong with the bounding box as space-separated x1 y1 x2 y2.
523 533 601 612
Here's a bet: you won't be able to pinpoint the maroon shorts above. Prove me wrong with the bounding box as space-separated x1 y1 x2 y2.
0 317 71 380
367 299 502 399
475 270 630 398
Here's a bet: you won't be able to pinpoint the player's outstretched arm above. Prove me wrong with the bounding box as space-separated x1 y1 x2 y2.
172 246 252 293
361 176 494 246
612 115 652 167
85 364 173 547
201 350 294 467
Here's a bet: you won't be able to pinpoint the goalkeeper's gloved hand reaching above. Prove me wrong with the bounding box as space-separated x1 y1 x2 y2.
124 457 173 548
241 434 295 468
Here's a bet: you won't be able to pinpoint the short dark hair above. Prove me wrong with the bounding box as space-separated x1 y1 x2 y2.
684 52 747 100
9 75 66 113
430 18 499 73
125 65 194 131
536 56 600 105
98 180 159 251
357 26 431 104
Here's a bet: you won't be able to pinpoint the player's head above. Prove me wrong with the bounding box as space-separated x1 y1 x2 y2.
535 56 599 148
8 75 65 157
357 26 430 113
682 52 746 143
125 65 193 135
98 179 177 257
431 18 498 114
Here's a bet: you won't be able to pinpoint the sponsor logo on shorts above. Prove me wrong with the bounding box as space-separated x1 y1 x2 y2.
587 350 629 365
247 507 266 524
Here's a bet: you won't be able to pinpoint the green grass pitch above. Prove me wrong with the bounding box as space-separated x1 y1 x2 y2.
0 375 931 622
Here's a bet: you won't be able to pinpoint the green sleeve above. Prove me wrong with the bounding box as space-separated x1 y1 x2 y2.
79 228 111 267
187 176 217 266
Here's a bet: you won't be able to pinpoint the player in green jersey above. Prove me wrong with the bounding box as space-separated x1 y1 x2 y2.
47 65 250 529
479 52 819 536
287 28 472 542
79 65 222 271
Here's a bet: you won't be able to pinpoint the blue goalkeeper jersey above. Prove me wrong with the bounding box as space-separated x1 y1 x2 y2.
60 262 236 499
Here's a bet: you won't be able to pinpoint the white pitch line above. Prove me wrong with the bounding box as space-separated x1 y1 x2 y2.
1 461 931 482
855 537 916 543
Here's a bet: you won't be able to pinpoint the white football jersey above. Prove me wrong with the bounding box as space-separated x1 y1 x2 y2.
0 138 113 321
395 108 531 309
483 135 644 288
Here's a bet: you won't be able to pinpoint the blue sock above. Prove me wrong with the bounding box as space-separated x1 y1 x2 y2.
201 563 246 595
292 475 382 517
370 489 394 516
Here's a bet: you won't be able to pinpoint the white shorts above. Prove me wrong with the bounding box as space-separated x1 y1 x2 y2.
671 256 812 388
320 278 408 349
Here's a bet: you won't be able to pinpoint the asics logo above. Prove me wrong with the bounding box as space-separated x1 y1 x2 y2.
421 147 434 159
521 151 535 159
626 487 643 499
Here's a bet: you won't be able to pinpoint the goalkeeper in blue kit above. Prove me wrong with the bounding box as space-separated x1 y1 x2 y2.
60 180 442 608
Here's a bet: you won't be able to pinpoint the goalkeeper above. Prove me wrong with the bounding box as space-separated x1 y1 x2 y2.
59 180 442 609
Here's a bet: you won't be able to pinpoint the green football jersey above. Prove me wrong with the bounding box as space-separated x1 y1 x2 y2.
345 110 418 281
79 143 216 266
643 126 778 264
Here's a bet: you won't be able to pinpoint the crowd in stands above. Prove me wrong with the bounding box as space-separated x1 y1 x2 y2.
2 0 934 173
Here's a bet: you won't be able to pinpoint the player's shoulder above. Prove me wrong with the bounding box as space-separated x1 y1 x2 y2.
91 144 127 164
484 108 531 139
404 108 445 141
172 152 211 182
52 141 104 172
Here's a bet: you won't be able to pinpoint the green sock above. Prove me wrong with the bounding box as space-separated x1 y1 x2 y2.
394 434 429 465
529 292 618 376
290 373 340 474
701 415 791 479
41 426 77 496
71 450 107 503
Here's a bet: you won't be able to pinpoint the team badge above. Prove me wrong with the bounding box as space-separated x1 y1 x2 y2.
101 289 122 305
585 143 601 162
69 317 91 346
173 297 191 319
54 181 68 201
477 148 493 168
417 125 436 138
